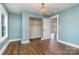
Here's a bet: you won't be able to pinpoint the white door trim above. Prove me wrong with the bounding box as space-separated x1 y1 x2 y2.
49 14 59 41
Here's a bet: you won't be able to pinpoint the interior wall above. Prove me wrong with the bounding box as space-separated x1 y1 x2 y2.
22 12 51 42
22 12 41 42
57 4 79 45
8 13 22 40
29 17 41 39
0 38 9 50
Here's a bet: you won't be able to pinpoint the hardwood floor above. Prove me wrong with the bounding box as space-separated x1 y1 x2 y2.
3 39 79 55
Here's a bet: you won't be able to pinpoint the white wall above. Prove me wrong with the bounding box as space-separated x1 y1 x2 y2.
42 17 51 39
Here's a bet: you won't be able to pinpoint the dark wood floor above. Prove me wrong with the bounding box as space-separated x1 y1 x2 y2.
3 39 79 55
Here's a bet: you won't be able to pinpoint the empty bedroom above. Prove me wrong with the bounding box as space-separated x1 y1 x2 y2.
0 3 79 55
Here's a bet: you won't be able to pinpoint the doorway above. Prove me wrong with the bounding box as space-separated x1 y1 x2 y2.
50 15 59 41
29 17 42 42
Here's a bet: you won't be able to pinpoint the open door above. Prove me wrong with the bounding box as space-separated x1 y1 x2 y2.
50 15 59 41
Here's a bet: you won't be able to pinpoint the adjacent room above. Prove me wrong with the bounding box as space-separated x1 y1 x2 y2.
0 3 79 55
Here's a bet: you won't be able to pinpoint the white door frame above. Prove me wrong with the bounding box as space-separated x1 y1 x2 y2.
29 17 42 39
49 14 59 41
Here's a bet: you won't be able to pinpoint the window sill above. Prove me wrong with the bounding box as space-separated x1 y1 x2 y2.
0 36 7 43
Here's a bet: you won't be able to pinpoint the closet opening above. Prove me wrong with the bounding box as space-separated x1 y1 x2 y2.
29 17 42 42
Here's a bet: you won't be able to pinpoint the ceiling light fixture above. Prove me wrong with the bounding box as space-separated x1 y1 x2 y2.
40 3 47 15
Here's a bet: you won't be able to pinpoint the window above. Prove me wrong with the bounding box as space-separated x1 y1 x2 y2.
1 14 6 37
0 4 8 43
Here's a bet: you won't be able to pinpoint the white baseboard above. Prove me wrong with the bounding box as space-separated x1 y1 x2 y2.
9 39 30 44
21 40 30 44
57 39 79 49
0 39 30 55
9 39 21 42
1 38 79 55
0 39 21 55
0 41 9 55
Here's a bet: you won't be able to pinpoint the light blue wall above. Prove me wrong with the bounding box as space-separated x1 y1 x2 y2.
8 13 22 40
22 12 41 42
0 38 9 50
58 4 79 45
0 6 22 50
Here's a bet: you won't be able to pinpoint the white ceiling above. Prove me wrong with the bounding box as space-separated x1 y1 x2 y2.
4 3 77 16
